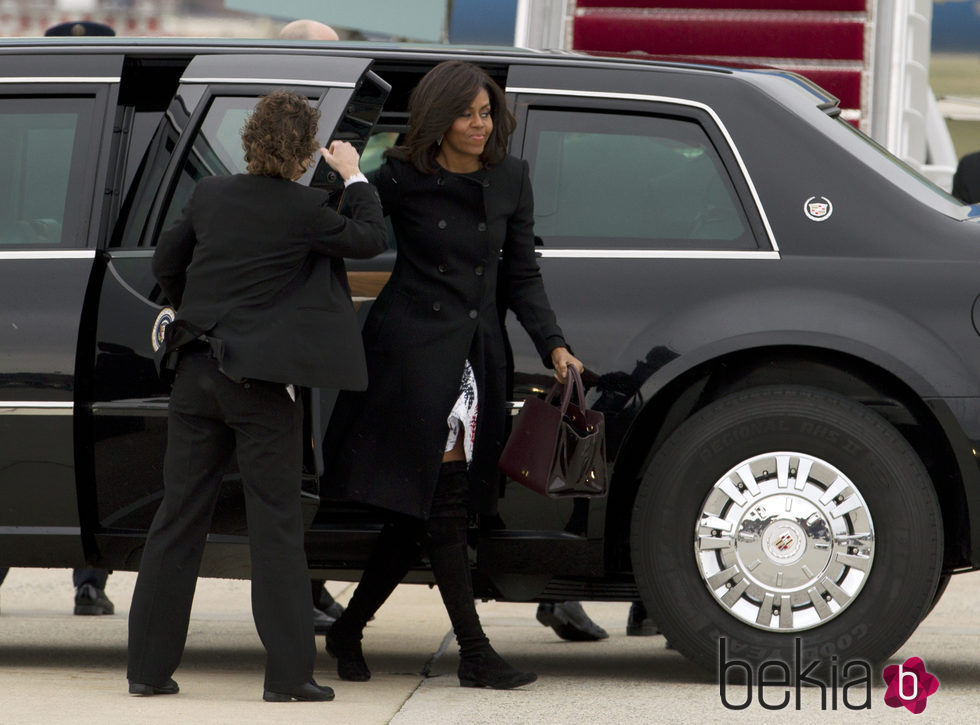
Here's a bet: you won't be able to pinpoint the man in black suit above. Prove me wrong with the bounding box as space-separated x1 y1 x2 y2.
126 90 387 702
953 150 980 204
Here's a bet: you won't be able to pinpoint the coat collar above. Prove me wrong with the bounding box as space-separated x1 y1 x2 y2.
435 164 491 189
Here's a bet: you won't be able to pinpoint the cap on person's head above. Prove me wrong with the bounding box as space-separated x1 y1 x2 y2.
45 21 116 37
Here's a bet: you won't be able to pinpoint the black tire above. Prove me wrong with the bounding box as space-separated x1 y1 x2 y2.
927 572 952 617
630 386 943 679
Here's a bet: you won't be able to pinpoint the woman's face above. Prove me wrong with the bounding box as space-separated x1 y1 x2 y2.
440 88 492 170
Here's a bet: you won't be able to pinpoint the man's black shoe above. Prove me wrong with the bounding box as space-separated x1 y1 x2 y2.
313 606 337 634
317 590 346 620
263 680 335 702
626 601 659 636
74 583 114 615
129 678 179 696
536 601 609 642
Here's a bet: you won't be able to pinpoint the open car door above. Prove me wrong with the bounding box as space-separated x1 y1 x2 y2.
86 53 388 575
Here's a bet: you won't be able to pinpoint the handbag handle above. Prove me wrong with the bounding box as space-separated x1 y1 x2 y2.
542 365 587 416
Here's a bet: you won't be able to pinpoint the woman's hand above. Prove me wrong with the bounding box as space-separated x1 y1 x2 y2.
319 141 361 181
551 346 584 384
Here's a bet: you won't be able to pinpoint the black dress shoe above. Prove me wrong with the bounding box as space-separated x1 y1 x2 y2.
263 680 335 702
129 678 179 696
317 591 346 620
626 601 659 636
458 645 537 690
312 606 337 635
74 583 114 615
536 601 609 642
325 624 370 681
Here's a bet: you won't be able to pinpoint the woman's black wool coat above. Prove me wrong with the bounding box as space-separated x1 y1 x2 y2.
323 154 567 520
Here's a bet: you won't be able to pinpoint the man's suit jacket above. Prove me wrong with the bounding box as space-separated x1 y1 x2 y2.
152 173 387 389
953 150 980 204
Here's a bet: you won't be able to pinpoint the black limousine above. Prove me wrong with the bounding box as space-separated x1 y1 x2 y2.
1 37 977 677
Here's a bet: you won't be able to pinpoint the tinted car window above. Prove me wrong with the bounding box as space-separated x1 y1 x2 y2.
112 105 182 249
359 130 399 175
158 96 257 233
524 109 755 249
358 130 400 249
0 97 94 248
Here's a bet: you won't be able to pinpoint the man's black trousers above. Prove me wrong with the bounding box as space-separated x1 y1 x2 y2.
127 353 314 691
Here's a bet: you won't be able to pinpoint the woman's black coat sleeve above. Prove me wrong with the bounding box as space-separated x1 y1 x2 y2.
368 160 400 216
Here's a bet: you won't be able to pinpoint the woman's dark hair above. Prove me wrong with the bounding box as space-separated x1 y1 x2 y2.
241 90 320 179
387 61 515 173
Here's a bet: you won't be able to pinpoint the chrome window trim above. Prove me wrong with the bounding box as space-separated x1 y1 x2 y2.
0 526 80 535
0 250 96 259
180 77 356 88
0 402 73 415
507 86 780 254
92 400 170 417
537 249 780 260
0 76 119 83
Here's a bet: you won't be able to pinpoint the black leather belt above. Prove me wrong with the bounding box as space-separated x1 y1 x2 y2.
179 339 212 356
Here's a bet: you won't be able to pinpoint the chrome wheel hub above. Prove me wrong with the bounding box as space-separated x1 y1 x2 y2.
695 452 875 632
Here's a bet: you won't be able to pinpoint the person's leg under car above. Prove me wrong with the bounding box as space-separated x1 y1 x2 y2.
73 567 114 615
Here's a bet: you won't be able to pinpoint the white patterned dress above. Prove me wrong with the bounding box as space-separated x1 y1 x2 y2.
445 359 478 464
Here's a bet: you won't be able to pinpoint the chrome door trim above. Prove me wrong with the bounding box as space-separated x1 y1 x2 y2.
536 249 780 260
0 402 74 415
0 250 96 260
181 77 356 88
0 76 119 83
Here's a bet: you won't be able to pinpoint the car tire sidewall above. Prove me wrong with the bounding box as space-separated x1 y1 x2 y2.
631 386 943 675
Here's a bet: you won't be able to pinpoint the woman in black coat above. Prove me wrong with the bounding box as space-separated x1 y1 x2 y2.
324 61 583 690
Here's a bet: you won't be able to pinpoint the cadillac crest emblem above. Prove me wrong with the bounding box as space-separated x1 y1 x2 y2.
804 196 833 222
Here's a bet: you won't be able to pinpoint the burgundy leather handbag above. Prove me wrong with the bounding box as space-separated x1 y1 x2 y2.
498 366 608 497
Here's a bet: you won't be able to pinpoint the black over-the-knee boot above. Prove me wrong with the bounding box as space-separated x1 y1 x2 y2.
326 517 423 681
426 461 537 689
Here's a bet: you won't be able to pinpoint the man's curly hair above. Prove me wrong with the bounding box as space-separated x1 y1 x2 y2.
241 90 320 179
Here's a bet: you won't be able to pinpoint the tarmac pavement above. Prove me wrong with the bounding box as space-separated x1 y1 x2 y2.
0 566 977 724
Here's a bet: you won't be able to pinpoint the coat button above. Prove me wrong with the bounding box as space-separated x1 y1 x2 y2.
477 222 487 232
437 177 445 186
482 180 490 188
468 309 478 319
432 302 441 312
474 265 484 276
438 264 448 273
438 219 447 229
